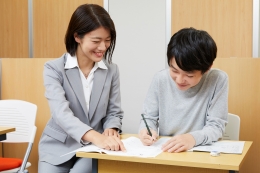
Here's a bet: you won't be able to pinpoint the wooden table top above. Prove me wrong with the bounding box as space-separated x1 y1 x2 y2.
77 134 253 171
0 127 15 135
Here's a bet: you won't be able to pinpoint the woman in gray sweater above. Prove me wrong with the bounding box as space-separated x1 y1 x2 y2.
139 27 228 153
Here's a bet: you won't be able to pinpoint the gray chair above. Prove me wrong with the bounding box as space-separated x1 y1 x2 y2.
223 113 240 173
223 113 240 141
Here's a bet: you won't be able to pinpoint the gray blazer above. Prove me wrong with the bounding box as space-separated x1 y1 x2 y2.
38 53 123 165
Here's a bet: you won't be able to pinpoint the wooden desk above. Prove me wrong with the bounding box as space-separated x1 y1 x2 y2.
77 134 252 173
0 127 15 141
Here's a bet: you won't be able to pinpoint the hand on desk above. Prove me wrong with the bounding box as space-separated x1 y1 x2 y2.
162 133 195 153
82 129 126 152
139 128 158 146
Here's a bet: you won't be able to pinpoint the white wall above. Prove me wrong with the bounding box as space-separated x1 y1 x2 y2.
0 59 1 99
109 0 167 133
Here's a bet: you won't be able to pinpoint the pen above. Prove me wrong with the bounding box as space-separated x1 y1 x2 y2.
141 114 152 137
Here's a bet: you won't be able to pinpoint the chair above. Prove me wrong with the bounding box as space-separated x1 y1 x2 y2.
0 100 37 173
223 113 240 140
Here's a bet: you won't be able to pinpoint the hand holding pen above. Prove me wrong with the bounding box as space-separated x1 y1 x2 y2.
139 114 158 146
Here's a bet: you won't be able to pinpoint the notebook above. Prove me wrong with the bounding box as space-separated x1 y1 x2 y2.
61 136 171 158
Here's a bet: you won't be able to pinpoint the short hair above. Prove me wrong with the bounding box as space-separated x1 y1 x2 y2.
167 27 217 73
65 4 116 63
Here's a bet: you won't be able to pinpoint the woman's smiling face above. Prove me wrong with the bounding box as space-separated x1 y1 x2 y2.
75 26 111 62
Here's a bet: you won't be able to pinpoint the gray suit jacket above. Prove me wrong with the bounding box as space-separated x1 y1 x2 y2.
38 53 123 165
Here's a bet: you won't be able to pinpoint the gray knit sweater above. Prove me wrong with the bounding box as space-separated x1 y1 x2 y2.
139 68 228 146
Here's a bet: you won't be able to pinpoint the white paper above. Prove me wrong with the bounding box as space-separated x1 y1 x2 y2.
188 141 245 154
61 136 171 158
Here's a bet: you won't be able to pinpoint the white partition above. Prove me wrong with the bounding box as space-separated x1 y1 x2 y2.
109 0 167 133
0 59 1 99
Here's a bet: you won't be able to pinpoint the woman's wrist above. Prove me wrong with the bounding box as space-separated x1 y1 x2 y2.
82 129 100 143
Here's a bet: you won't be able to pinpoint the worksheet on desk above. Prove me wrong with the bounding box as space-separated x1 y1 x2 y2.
105 136 171 157
188 141 245 154
61 136 171 158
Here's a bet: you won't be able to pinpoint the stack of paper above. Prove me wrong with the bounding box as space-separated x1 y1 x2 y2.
188 141 245 154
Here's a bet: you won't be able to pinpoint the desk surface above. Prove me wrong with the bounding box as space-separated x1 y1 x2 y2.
77 134 252 171
0 127 15 135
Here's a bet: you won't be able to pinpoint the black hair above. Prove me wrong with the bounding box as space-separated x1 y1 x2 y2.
167 27 217 73
65 4 116 63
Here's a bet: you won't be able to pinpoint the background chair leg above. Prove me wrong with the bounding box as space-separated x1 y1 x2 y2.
17 169 29 173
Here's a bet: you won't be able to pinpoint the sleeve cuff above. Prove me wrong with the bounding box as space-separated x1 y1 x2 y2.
80 139 90 146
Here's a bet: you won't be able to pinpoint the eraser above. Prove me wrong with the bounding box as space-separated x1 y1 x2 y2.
210 151 220 157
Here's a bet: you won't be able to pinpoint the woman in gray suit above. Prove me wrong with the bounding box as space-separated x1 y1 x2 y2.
38 4 125 173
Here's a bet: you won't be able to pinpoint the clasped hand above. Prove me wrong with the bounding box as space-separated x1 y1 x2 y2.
139 129 195 153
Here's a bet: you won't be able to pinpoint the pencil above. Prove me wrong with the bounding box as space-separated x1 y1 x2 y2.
141 114 152 137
